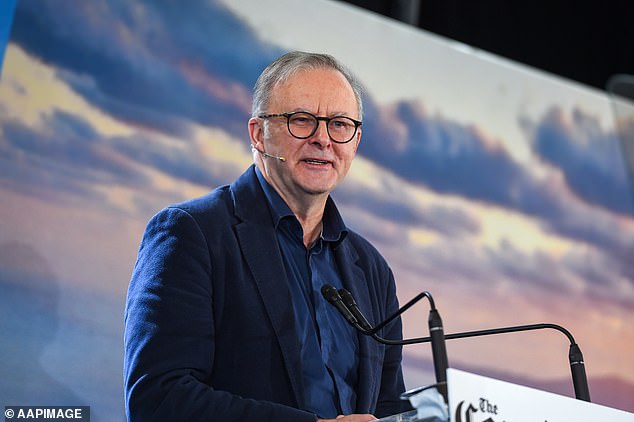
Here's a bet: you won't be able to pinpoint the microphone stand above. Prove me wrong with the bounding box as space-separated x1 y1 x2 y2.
324 286 591 402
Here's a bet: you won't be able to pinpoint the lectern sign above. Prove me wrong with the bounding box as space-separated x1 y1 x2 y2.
447 368 634 422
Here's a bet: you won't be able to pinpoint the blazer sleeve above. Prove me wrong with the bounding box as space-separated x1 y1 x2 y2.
123 207 316 422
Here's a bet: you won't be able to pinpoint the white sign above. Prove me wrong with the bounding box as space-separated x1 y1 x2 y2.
448 368 634 422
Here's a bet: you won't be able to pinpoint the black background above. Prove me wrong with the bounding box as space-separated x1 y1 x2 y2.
335 0 634 91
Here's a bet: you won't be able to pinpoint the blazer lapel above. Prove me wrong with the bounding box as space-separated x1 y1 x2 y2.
334 239 382 414
231 166 305 408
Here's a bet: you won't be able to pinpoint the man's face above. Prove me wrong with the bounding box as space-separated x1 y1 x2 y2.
249 68 361 205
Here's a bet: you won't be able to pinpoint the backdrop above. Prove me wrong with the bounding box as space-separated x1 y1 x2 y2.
1 1 632 419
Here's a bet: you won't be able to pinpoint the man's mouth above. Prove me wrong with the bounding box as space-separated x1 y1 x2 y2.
303 159 330 165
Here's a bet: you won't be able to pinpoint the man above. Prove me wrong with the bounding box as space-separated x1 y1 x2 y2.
124 51 408 421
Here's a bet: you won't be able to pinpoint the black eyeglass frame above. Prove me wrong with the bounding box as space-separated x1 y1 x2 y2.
258 111 362 144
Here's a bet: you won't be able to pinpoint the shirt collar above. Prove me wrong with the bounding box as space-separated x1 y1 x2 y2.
255 166 348 245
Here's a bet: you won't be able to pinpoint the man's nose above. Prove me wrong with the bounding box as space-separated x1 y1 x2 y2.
310 120 332 147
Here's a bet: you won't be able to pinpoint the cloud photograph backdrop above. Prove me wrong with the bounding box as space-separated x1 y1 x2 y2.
0 1 632 419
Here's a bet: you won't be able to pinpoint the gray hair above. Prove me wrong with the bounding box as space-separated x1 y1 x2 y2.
251 51 364 119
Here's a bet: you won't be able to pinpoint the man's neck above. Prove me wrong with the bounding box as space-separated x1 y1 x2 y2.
285 196 326 248
256 164 329 248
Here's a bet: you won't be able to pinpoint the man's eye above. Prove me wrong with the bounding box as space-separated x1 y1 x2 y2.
331 119 351 129
291 116 313 125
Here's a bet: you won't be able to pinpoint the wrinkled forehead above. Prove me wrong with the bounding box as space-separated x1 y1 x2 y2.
268 68 359 114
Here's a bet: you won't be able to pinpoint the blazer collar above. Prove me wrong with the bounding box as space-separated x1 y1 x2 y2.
231 165 305 408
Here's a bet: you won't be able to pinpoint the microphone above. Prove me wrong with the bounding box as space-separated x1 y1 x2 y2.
321 285 359 327
324 286 591 402
428 307 449 400
251 144 286 162
338 288 373 331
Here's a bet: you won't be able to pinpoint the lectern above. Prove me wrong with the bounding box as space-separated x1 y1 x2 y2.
379 368 634 421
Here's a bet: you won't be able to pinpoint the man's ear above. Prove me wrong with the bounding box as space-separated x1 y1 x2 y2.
248 117 264 149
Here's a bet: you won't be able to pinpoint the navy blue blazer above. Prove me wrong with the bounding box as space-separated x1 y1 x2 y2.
124 165 407 421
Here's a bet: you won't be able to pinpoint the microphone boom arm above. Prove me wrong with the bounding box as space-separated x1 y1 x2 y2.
370 291 434 333
366 321 591 402
323 285 591 402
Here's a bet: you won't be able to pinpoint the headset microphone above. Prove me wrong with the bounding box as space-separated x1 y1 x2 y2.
251 145 286 162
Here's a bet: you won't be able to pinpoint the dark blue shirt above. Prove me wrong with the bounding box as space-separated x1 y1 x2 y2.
255 168 360 418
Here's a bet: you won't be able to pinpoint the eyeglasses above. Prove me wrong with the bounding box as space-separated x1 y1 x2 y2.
258 111 362 144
